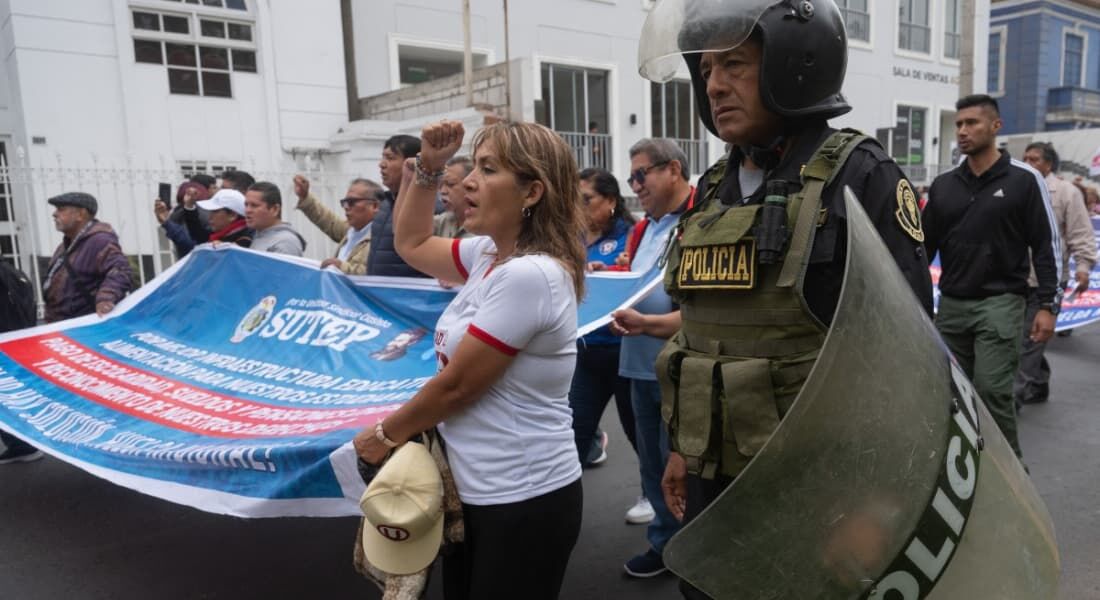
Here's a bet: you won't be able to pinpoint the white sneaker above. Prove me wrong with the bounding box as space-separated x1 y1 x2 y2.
625 496 655 524
589 431 609 466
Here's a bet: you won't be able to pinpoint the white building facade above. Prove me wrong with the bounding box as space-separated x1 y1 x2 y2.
0 0 349 291
0 0 990 294
350 0 989 186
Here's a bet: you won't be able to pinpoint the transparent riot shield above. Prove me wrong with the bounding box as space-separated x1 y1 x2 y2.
663 187 1059 599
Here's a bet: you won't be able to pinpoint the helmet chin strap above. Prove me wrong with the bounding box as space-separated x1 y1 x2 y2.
739 136 786 172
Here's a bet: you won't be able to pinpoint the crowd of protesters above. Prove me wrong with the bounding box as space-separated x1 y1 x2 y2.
0 110 1096 594
0 116 1097 593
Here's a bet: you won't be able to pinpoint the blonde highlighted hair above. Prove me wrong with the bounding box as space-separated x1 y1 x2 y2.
470 121 587 299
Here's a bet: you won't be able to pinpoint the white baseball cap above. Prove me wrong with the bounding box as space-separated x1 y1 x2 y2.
359 442 444 575
197 189 246 217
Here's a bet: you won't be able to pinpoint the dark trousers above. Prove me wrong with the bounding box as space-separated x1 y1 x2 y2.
678 473 735 599
0 430 36 454
936 293 1026 456
568 342 636 465
442 479 582 600
1013 287 1053 403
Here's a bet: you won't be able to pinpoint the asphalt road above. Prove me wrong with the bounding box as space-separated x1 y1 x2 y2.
1 324 1097 599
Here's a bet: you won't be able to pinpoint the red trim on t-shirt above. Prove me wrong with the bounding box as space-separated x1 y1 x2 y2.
467 324 519 356
451 238 469 281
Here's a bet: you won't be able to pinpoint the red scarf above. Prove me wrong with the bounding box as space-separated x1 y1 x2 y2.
209 217 248 241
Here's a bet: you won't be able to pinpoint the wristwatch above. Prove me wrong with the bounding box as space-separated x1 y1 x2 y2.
374 421 399 448
1038 302 1058 315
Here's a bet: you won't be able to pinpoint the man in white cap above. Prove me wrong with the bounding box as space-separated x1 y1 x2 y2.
196 189 252 248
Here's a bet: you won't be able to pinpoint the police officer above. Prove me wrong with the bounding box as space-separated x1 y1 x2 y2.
625 1 934 596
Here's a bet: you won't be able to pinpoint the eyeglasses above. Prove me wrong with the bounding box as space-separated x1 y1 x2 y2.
340 197 376 209
628 161 669 186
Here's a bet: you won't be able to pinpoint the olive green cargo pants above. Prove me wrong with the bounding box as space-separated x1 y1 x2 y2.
935 293 1026 457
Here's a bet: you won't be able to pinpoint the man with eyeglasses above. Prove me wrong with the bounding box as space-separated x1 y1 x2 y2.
294 174 382 274
607 137 695 578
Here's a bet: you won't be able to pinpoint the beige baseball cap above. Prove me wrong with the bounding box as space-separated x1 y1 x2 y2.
359 442 444 575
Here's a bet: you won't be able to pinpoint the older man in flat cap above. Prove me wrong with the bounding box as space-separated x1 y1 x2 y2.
42 192 133 323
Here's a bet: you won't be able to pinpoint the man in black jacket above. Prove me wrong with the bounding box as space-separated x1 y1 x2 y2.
373 135 427 277
923 94 1060 458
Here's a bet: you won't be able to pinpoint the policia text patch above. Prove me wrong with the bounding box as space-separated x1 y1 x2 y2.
677 240 756 289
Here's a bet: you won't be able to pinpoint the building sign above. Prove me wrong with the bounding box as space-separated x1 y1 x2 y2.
893 66 960 86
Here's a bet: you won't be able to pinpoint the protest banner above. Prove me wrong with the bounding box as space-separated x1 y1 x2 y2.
0 245 662 517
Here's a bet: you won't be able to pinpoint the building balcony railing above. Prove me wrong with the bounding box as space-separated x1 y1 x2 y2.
558 131 613 172
1046 86 1100 125
669 137 710 177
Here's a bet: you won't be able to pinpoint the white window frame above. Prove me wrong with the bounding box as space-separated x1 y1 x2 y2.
178 160 240 179
129 0 255 20
837 0 873 50
941 0 962 64
988 25 1007 97
891 100 933 168
646 78 702 138
1061 28 1087 88
128 1 258 98
645 78 709 175
934 105 961 171
895 0 935 61
532 55 620 174
386 35 496 90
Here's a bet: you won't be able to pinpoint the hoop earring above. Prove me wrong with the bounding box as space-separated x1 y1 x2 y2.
522 206 532 218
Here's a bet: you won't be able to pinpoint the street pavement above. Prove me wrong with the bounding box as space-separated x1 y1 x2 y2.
1 324 1098 599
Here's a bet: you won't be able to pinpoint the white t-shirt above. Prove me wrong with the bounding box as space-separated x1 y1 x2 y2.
434 236 582 505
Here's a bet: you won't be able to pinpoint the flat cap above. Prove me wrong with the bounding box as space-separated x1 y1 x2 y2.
48 192 98 217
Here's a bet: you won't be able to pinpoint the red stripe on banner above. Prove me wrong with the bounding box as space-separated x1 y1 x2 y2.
466 325 519 356
0 333 400 438
451 238 469 281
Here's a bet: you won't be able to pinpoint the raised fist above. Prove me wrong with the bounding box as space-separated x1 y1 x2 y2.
419 120 465 173
293 174 310 202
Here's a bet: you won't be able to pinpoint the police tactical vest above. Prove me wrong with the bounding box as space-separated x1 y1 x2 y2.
657 130 867 480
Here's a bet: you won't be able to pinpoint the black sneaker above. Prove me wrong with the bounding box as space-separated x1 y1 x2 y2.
0 445 43 465
624 549 667 578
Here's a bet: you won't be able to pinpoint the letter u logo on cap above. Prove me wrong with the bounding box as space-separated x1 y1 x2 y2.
376 525 411 541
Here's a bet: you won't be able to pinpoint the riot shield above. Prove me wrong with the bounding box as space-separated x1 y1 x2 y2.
663 188 1059 599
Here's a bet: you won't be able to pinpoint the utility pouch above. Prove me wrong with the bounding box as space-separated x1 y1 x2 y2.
720 358 781 458
656 335 684 427
677 356 720 460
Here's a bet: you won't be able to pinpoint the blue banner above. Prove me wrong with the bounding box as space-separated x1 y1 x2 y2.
930 216 1100 331
0 245 663 517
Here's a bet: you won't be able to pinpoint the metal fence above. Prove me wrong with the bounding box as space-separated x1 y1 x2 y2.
558 131 613 171
0 156 372 314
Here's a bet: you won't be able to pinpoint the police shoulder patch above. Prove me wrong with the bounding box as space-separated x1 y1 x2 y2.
895 179 925 242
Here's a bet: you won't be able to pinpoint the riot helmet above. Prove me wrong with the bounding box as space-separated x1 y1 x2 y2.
639 0 851 137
